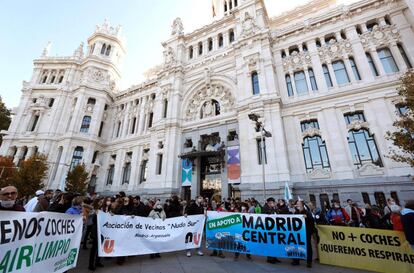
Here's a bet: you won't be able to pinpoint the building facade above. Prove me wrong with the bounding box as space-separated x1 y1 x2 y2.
1 0 414 207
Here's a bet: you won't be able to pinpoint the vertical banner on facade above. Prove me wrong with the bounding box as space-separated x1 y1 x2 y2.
0 211 83 273
181 159 192 186
97 212 205 257
206 211 307 259
317 225 414 273
227 146 241 184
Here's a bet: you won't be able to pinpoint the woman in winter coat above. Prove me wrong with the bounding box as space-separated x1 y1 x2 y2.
148 201 166 258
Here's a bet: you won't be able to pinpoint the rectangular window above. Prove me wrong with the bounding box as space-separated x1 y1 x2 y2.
148 112 154 128
377 48 399 74
30 115 40 131
294 71 308 95
116 122 121 137
140 160 148 183
156 154 163 175
163 100 168 118
122 163 131 184
256 138 267 165
300 119 320 132
251 72 260 95
344 112 365 124
106 165 114 185
80 116 91 133
131 117 136 134
98 122 104 137
308 69 318 91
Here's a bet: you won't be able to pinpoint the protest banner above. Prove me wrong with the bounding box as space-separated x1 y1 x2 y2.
317 225 414 273
205 211 307 259
0 211 83 273
97 212 205 257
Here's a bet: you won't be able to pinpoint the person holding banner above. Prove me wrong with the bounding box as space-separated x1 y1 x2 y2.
185 196 205 257
0 186 25 211
148 201 167 259
291 200 314 268
263 197 282 264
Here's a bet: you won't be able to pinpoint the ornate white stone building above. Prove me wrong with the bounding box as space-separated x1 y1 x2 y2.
1 0 414 207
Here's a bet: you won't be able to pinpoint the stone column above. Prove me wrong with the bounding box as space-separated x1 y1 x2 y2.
137 97 147 134
326 61 338 88
343 57 356 83
289 71 297 97
13 147 24 165
307 40 327 91
389 42 408 72
345 26 374 82
303 68 312 94
89 98 105 138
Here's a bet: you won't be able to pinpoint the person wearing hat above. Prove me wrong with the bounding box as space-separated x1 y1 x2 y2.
24 190 44 212
33 189 54 212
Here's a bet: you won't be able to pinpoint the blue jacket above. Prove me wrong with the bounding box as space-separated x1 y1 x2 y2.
65 205 82 215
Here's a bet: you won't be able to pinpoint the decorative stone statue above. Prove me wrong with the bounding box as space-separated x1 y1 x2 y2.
171 17 184 36
241 12 258 38
41 41 52 57
163 47 175 66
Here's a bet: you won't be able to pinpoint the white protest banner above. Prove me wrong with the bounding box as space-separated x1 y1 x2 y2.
97 212 205 257
0 211 83 273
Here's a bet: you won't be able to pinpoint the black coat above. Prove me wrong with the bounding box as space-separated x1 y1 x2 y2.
401 209 414 245
186 202 204 215
133 202 149 217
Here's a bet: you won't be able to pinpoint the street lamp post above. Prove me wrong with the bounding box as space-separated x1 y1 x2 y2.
248 113 272 203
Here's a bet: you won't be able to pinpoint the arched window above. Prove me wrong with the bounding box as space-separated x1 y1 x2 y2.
229 29 235 43
42 75 48 84
251 71 260 95
105 45 111 56
322 64 333 87
163 99 168 118
234 0 238 7
229 0 232 10
100 43 106 54
58 75 64 83
332 60 350 85
200 100 221 119
198 42 203 55
308 68 318 91
218 34 224 47
286 75 294 97
224 1 228 12
189 46 194 59
50 75 56 84
347 129 382 167
294 71 308 95
208 38 213 51
70 146 84 170
397 43 412 68
80 116 91 133
302 136 330 172
366 52 379 76
377 48 399 73
349 57 361 80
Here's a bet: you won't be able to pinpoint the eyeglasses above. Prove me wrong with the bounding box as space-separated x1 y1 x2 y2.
2 192 17 197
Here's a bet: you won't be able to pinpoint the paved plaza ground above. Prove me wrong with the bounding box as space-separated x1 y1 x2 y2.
71 247 371 273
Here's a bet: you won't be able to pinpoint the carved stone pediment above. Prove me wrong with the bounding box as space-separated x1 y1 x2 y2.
283 50 312 72
357 163 384 176
347 120 369 131
302 127 321 138
240 12 260 38
318 39 353 62
360 25 400 49
184 84 235 121
307 168 331 179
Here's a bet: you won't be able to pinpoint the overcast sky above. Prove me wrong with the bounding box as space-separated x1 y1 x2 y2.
0 0 357 108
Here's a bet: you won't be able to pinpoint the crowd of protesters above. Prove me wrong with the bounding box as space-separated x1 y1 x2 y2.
1 185 414 271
